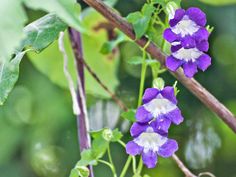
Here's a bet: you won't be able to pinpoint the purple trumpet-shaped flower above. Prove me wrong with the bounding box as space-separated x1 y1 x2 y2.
163 7 211 78
136 87 184 125
164 7 209 49
166 45 211 78
126 122 178 168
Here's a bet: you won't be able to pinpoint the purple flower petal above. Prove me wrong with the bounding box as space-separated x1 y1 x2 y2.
194 27 209 42
142 150 157 168
169 9 185 27
197 54 211 71
171 44 182 53
142 88 159 104
166 56 183 72
160 86 177 104
165 108 184 125
158 139 178 158
181 36 196 49
126 141 143 156
183 61 198 78
130 122 149 137
164 28 178 42
186 7 206 26
150 118 171 136
196 40 209 52
135 106 153 123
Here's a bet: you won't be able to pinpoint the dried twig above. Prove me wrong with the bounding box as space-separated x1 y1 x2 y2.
58 32 80 116
81 59 128 111
81 0 236 133
172 154 197 177
68 28 94 177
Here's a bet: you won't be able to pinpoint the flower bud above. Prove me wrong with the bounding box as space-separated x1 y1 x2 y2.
166 1 179 19
76 165 89 177
102 128 113 141
153 78 165 90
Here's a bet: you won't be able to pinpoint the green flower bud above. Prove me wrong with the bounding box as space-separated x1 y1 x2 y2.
76 165 89 177
153 77 165 89
166 1 179 19
102 128 113 141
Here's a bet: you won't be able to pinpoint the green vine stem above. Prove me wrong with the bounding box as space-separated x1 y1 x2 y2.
137 41 150 107
108 145 117 176
119 156 132 177
135 41 151 175
98 160 117 177
118 140 137 175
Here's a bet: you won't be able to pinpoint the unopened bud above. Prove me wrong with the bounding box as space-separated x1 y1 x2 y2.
102 129 113 141
153 78 165 90
166 2 179 20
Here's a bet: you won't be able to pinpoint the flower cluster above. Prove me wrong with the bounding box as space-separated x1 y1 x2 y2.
164 7 211 78
126 87 184 168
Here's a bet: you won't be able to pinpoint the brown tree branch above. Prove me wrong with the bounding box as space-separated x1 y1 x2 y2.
81 0 236 133
172 154 197 177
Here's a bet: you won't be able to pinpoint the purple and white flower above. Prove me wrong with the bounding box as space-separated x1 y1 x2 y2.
163 7 211 78
164 7 209 49
126 122 178 168
136 87 184 125
166 46 211 78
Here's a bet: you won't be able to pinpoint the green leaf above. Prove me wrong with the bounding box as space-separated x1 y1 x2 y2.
77 149 98 166
69 166 89 177
127 3 155 39
27 9 120 98
76 166 89 177
110 128 123 142
77 128 123 166
0 0 27 62
79 127 126 166
23 0 85 32
21 13 67 52
0 14 67 105
69 169 79 177
90 128 122 142
127 12 150 39
0 52 26 105
92 137 109 157
127 12 142 23
78 138 108 166
121 109 136 122
141 3 155 17
100 31 127 54
90 129 104 139
198 0 236 6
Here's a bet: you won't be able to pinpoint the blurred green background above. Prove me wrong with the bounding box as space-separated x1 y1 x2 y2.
0 0 236 177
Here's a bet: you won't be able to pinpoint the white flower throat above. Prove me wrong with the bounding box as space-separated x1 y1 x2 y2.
135 127 167 153
144 96 177 118
172 15 200 37
173 47 203 62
